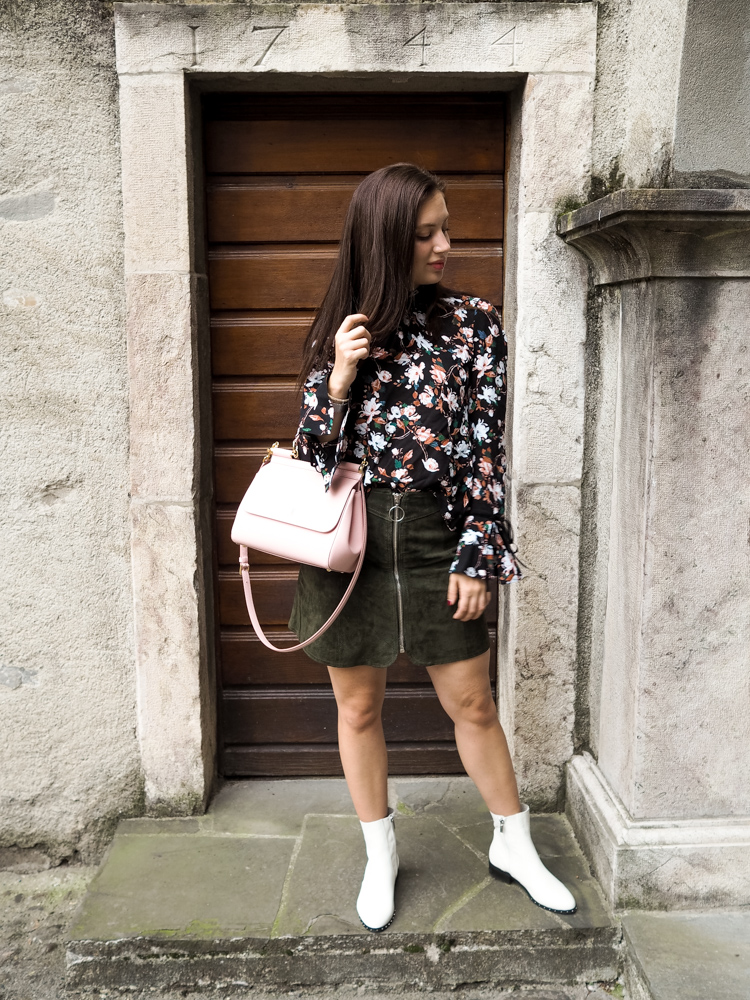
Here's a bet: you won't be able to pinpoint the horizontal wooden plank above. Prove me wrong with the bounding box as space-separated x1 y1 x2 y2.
207 176 504 243
214 444 295 503
205 118 504 174
222 686 456 744
209 244 503 310
220 568 299 626
221 742 466 777
212 380 301 440
212 313 312 376
220 627 497 685
221 631 332 683
203 92 506 122
208 245 334 310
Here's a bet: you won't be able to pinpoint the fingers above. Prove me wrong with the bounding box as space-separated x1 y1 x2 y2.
347 331 372 352
340 312 369 331
345 328 372 354
338 316 372 346
450 575 492 621
453 590 479 621
447 573 459 608
334 315 372 374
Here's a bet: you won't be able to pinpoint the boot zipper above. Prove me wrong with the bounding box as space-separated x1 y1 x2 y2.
391 494 406 654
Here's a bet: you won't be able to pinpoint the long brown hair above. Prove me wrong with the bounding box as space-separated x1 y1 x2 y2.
297 163 456 390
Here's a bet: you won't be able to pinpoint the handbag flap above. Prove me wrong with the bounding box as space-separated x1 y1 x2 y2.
239 452 361 533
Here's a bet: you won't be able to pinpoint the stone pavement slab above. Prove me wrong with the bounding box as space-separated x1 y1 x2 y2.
208 778 352 836
622 909 750 1000
69 832 295 939
274 813 490 936
65 778 620 991
442 855 613 934
273 814 363 936
390 777 494 827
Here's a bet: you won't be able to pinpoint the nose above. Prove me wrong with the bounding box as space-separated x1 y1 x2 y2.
434 233 450 253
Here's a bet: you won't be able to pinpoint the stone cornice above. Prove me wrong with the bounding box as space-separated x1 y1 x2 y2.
557 189 750 284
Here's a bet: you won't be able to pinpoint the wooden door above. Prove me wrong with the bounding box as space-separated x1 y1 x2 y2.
204 93 506 776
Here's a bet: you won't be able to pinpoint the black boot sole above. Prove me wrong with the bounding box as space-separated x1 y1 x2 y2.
358 913 395 932
489 861 577 914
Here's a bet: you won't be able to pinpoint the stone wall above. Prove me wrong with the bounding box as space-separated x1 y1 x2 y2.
674 0 750 187
590 0 689 193
588 0 749 192
0 0 141 862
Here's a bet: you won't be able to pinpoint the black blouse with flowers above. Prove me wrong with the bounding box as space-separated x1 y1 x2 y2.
293 292 522 584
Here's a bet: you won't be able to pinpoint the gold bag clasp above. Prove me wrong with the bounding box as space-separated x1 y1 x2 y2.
262 441 280 466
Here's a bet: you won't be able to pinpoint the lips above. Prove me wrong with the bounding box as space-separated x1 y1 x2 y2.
429 261 445 269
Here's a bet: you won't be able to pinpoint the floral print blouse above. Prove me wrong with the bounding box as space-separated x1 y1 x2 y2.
293 292 522 584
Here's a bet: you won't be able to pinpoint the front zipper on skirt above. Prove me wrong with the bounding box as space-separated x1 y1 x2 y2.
390 494 406 654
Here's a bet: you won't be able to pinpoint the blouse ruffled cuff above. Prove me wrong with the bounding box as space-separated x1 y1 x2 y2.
449 516 523 583
294 367 352 490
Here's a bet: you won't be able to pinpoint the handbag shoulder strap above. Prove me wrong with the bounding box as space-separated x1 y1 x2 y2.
238 485 367 654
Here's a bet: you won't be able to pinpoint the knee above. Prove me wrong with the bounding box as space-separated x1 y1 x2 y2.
450 689 497 728
337 696 382 734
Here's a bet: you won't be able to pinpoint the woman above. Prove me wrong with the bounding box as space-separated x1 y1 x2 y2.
289 163 577 930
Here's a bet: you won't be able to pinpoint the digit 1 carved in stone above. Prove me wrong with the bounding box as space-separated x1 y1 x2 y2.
492 26 523 66
404 27 430 67
188 24 200 67
252 25 289 66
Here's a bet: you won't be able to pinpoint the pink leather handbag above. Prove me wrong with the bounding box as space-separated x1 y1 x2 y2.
230 443 367 652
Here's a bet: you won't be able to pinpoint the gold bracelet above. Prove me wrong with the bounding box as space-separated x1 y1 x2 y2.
328 390 350 405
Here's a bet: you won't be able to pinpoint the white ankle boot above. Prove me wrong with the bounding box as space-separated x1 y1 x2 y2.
356 809 399 931
489 802 577 914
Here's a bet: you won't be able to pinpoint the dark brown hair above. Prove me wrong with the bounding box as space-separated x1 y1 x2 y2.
297 162 456 390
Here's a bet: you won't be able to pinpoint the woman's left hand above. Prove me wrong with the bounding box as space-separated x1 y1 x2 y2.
447 573 492 621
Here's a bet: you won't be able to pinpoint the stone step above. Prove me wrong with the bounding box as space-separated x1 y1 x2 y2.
622 909 750 1000
65 778 622 991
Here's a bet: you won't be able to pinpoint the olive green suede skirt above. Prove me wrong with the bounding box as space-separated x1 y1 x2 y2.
288 486 491 668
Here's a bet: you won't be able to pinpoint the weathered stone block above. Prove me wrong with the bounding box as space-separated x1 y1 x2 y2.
567 753 750 910
130 500 208 808
623 909 750 1000
630 277 750 818
126 272 202 502
518 73 595 212
118 73 191 274
513 210 588 484
508 484 580 807
114 2 598 77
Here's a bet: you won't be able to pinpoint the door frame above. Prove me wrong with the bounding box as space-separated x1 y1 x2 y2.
113 1 597 812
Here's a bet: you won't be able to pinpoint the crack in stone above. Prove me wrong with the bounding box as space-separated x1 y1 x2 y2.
432 875 493 933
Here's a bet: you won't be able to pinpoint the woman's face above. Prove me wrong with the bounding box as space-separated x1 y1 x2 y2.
411 190 450 289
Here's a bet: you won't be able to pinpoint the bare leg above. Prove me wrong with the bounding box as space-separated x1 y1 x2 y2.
426 650 522 816
327 665 389 822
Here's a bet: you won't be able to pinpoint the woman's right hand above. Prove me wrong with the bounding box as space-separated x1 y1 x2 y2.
329 313 371 398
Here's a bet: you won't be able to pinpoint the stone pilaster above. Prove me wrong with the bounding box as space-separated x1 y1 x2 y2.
559 189 750 907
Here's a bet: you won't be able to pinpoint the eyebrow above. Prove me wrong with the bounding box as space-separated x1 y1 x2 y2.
416 217 450 228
